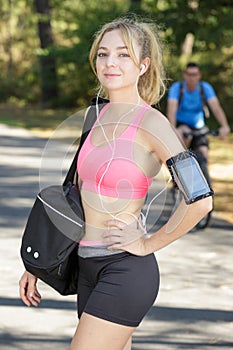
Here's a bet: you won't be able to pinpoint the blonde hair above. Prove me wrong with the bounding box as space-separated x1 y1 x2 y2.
89 16 166 105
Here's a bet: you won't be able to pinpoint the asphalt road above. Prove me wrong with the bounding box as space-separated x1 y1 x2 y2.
0 123 232 350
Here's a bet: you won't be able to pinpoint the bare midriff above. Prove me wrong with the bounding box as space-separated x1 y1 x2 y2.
80 189 144 245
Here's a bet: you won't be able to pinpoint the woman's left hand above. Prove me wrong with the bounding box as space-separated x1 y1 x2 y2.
102 219 149 256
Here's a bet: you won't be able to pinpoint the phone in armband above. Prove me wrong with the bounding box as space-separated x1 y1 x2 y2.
166 151 214 204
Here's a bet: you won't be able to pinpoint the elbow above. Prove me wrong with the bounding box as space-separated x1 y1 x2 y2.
206 196 213 213
196 196 213 217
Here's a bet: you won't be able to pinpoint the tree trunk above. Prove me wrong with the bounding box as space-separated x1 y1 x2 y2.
6 0 13 79
34 0 58 106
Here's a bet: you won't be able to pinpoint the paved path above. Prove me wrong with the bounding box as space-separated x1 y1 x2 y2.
0 123 232 350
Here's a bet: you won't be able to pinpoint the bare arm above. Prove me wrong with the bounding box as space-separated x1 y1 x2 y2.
143 196 211 254
167 99 179 127
207 97 231 138
105 194 212 256
103 110 213 255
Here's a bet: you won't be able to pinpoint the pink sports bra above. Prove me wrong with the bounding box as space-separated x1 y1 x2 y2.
77 103 153 199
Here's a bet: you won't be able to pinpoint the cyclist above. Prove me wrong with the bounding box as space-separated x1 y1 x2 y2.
167 62 230 185
167 62 230 229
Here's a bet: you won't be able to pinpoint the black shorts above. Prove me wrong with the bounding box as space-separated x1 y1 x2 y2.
77 252 160 327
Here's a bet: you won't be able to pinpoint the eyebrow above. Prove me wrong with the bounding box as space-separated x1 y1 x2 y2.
97 46 128 51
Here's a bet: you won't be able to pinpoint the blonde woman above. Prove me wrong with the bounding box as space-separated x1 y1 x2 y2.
19 16 212 350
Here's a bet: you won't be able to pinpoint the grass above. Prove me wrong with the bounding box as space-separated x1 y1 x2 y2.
0 106 77 130
208 135 233 223
1 106 232 223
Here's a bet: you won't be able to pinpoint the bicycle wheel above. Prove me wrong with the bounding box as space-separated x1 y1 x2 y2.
194 150 212 187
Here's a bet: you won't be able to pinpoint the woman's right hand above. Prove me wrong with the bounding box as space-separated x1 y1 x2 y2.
19 271 41 307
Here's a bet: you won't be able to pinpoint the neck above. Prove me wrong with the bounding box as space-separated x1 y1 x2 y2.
186 82 199 92
106 99 141 121
108 87 141 105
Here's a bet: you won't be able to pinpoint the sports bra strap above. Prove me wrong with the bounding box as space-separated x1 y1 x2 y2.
96 103 151 139
122 104 151 140
131 104 151 126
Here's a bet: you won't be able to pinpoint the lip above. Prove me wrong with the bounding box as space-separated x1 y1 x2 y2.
104 73 121 77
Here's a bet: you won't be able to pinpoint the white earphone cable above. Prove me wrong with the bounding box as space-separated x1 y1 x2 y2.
94 87 172 232
95 93 141 219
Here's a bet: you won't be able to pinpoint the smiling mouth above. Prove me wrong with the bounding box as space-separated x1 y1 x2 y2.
104 73 121 77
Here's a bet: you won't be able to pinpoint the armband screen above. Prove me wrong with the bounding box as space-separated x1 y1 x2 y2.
166 151 214 204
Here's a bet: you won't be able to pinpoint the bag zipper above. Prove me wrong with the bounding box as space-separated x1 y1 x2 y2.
37 194 83 228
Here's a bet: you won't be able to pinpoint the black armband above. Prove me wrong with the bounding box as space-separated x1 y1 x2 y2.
166 151 214 204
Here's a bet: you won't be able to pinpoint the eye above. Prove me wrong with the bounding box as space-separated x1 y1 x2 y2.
119 52 130 58
97 52 107 57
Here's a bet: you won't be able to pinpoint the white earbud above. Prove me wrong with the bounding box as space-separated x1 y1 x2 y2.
140 64 146 75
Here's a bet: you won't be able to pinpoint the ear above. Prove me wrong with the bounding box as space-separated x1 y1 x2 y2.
140 64 146 75
139 57 150 76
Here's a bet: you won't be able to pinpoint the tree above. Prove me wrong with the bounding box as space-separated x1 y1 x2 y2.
150 0 233 120
128 0 142 13
34 0 58 106
0 0 232 126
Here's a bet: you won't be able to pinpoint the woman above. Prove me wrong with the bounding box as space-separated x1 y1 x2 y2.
19 16 212 350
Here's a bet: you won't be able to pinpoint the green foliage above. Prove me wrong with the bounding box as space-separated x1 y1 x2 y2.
0 0 232 127
48 0 130 106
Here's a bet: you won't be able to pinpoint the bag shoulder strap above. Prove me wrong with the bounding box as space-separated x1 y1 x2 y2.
200 82 210 118
199 81 207 106
63 101 107 186
178 81 184 106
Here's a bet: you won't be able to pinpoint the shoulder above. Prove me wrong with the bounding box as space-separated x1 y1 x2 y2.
82 105 98 133
201 81 213 89
142 107 179 141
140 107 185 162
201 81 216 98
84 102 109 123
168 81 182 99
169 81 181 89
142 106 170 129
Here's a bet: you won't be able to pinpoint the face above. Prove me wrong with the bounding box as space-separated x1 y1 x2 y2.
183 67 201 89
96 29 141 98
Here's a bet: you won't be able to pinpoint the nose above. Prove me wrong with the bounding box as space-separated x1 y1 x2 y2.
105 53 117 67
